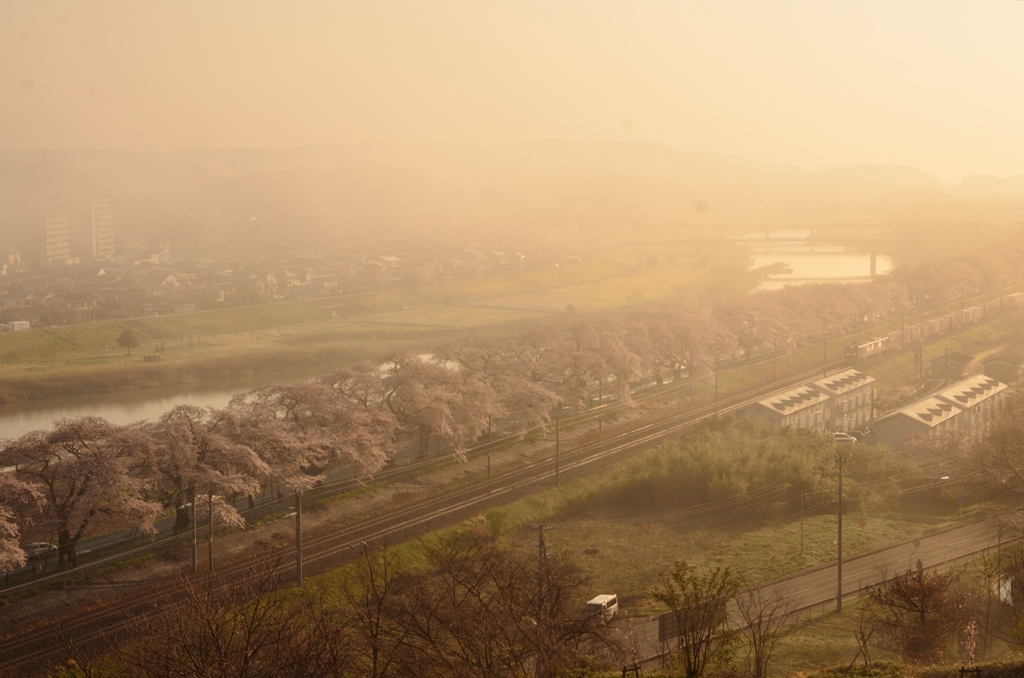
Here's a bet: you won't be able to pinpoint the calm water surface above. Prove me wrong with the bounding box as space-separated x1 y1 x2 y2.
0 365 331 440
740 229 893 290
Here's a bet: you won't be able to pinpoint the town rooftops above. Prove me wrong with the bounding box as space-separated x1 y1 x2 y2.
935 374 1006 408
758 384 831 415
813 368 875 396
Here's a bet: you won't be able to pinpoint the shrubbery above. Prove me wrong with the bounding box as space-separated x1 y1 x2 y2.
559 417 910 524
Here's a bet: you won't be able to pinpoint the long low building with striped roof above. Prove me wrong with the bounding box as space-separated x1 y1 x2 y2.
737 368 874 433
873 374 1007 449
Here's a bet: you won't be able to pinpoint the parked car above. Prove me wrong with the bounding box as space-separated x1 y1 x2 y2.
584 594 619 623
832 433 857 444
24 542 58 559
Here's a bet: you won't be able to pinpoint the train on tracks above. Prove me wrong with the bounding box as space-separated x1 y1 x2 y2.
845 292 1024 363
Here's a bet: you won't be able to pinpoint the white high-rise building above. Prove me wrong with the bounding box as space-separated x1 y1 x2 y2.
43 213 72 265
91 197 115 259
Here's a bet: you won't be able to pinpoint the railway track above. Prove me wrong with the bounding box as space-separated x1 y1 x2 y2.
0 360 850 676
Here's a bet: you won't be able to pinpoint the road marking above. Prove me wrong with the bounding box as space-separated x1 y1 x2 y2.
784 587 813 598
949 537 973 546
843 570 869 579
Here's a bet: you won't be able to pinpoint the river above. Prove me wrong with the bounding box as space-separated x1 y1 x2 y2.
738 229 893 290
0 365 333 440
0 234 890 440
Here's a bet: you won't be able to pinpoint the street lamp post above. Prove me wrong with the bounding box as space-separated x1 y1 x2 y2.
836 453 849 613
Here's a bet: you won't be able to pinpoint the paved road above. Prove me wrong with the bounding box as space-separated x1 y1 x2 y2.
625 519 1002 662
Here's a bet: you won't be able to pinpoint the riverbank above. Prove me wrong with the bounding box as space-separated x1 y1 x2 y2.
0 344 371 405
0 243 739 405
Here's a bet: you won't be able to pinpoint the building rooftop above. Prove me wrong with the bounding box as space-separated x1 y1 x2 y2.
758 385 831 415
935 374 1007 409
813 368 875 396
878 396 959 428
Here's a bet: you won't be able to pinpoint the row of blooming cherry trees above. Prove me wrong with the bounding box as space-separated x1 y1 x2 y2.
1 242 1020 572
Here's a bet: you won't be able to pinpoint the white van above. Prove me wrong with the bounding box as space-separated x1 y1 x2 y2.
584 594 618 622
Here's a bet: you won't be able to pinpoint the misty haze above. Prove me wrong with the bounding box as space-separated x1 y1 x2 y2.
4 3 1024 677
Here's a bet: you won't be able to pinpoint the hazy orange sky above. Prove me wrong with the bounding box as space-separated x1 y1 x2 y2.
4 1 1024 182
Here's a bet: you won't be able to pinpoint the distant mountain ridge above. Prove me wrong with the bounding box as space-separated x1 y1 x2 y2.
0 141 1018 254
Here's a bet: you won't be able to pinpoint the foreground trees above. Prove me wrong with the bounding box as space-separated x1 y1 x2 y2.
394 531 612 677
113 558 350 678
867 569 968 663
76 532 613 678
651 560 740 677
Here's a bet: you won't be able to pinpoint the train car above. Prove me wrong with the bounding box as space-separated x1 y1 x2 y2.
1007 292 1024 306
963 306 983 323
982 299 1000 317
845 336 889 363
886 328 904 351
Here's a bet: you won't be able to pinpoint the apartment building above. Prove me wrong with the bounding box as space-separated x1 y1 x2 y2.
874 374 1007 448
812 368 876 432
42 213 72 265
91 197 115 259
739 368 874 433
739 384 833 432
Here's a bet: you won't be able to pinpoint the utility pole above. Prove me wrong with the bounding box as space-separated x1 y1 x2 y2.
532 523 552 562
800 492 805 557
998 518 1002 585
555 415 560 487
772 339 777 382
823 338 828 378
295 490 303 586
190 487 198 574
714 360 719 416
944 347 949 384
598 379 603 438
208 488 214 574
690 360 694 404
486 416 492 478
531 523 553 624
901 314 905 352
836 453 849 612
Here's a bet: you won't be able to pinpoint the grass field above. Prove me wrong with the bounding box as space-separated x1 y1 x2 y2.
0 243 737 401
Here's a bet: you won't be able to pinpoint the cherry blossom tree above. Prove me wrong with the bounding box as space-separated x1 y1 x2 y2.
0 475 42 572
232 382 394 484
434 337 559 438
380 353 492 458
0 417 162 564
146 406 268 570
